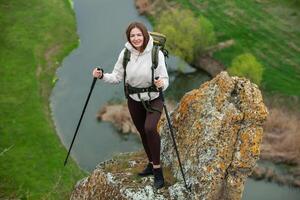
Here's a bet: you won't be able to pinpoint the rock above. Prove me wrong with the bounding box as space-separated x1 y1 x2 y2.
193 54 226 77
193 40 235 77
251 166 267 180
135 0 151 14
70 152 177 200
97 102 138 134
159 71 268 200
71 72 268 200
251 165 300 188
97 101 177 135
134 0 172 16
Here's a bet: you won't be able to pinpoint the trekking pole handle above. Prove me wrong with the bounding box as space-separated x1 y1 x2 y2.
96 67 104 79
155 76 165 102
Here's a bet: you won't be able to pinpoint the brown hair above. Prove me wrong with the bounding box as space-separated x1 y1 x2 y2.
126 22 149 52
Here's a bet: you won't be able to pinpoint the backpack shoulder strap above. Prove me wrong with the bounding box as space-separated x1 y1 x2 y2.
122 48 131 80
123 48 131 98
123 48 131 69
151 45 159 86
152 45 159 69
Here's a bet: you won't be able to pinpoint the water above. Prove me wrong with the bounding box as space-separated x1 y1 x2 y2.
243 179 300 199
50 0 151 171
50 0 300 198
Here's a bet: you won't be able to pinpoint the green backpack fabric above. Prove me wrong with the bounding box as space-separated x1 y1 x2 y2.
122 32 168 99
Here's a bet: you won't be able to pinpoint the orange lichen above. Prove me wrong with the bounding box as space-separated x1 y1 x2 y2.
250 128 263 156
239 132 250 162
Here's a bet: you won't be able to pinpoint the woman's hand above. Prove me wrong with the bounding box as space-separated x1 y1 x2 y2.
154 78 164 89
92 68 103 79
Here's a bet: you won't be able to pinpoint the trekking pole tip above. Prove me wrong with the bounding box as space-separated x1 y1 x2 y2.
187 184 192 192
63 159 68 166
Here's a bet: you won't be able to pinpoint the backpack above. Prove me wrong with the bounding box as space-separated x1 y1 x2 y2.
122 32 168 99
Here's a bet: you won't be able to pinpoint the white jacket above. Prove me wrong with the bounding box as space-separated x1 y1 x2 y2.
102 36 169 101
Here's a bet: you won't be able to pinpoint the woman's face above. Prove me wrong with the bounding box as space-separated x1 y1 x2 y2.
129 27 144 51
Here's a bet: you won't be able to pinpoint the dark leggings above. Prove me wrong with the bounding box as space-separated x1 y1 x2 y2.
127 96 163 165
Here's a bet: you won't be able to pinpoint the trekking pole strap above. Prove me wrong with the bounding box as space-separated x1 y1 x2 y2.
97 68 104 79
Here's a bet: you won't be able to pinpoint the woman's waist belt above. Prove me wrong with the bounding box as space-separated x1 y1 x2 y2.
125 84 161 113
125 84 158 95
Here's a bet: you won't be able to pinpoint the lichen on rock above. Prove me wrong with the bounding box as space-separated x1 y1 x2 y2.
160 72 268 200
71 72 268 200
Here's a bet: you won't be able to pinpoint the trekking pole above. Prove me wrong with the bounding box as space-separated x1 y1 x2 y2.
155 77 191 191
64 68 102 166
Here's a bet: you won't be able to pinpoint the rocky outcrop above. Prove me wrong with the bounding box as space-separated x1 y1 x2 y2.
97 102 138 134
97 101 176 135
251 165 300 188
135 0 152 14
71 72 268 200
71 152 178 200
193 54 225 77
134 0 171 15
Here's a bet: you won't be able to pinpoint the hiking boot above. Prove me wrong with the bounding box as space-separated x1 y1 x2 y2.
153 168 165 189
138 163 153 177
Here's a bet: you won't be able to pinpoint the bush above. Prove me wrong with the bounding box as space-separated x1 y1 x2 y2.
227 53 264 86
155 9 216 63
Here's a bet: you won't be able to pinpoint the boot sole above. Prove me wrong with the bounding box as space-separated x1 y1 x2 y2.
137 172 153 177
154 182 165 189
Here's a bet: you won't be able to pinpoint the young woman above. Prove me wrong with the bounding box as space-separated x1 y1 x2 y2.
92 22 169 189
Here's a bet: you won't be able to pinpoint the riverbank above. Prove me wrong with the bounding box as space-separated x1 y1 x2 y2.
0 0 87 199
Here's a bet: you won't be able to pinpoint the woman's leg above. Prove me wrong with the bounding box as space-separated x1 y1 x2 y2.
144 97 163 166
127 97 152 163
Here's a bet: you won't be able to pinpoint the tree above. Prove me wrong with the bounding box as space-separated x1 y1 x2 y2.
155 9 216 63
227 53 264 86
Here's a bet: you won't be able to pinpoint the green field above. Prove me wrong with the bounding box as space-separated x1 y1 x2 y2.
171 0 300 96
0 0 87 199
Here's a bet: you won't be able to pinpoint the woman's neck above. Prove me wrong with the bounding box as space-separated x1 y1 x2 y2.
134 46 143 53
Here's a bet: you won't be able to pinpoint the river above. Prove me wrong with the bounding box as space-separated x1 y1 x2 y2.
50 0 300 199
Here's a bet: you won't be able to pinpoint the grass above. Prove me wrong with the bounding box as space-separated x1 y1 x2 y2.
167 0 300 96
0 0 87 199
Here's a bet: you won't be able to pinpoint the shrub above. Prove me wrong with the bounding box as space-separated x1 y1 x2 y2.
155 9 216 63
227 53 264 86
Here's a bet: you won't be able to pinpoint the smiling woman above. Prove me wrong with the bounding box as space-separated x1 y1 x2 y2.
0 0 86 199
92 21 169 189
129 28 145 51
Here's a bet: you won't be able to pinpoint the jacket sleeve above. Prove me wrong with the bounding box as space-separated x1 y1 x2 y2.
155 50 169 91
102 49 125 84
